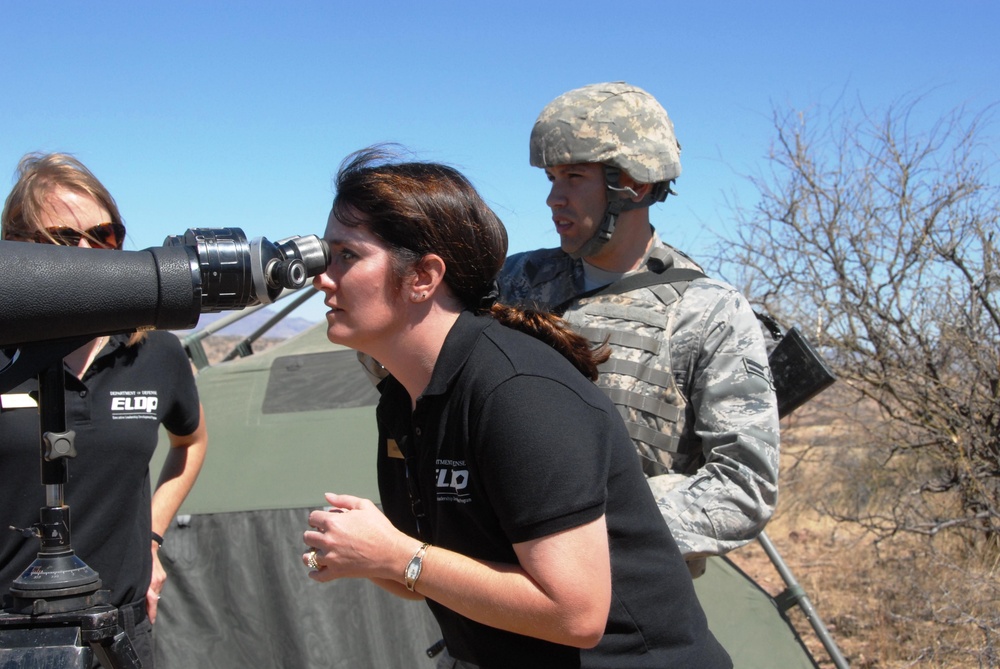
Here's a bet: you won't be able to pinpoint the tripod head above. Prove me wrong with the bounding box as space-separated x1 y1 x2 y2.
5 347 106 615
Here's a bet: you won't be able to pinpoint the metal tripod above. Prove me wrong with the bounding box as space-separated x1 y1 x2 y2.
0 341 141 668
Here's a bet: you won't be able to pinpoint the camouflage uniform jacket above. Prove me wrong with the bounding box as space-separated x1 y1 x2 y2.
498 232 780 557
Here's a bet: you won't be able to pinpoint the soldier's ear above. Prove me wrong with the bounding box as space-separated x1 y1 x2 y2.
631 182 653 202
619 173 652 203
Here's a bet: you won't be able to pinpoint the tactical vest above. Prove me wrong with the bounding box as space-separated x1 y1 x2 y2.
558 256 835 478
556 255 708 478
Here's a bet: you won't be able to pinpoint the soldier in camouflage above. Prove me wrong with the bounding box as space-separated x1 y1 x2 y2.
498 82 780 571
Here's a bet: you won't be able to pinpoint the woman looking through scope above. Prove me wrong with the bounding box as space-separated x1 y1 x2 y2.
301 146 731 668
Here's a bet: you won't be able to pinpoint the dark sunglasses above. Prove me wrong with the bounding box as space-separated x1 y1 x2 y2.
33 221 126 249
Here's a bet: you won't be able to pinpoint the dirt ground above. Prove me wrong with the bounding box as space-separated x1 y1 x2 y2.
727 389 999 668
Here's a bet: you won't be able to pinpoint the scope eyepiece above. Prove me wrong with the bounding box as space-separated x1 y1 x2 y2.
163 228 330 310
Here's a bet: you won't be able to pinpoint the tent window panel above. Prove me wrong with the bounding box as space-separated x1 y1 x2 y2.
263 350 380 413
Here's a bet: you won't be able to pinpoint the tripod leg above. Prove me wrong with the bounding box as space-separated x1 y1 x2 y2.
89 629 142 669
0 625 92 668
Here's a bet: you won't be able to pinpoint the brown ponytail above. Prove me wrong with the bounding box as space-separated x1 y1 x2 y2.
334 146 609 380
487 303 609 381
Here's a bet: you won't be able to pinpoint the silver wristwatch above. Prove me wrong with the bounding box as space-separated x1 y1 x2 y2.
404 542 430 591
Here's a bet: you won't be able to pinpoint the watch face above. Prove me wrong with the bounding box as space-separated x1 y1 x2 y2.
406 561 420 579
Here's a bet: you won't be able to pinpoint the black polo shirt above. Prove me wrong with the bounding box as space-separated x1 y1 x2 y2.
377 312 731 669
1 331 201 611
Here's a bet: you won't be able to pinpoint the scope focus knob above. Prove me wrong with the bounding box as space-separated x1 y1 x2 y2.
269 258 308 290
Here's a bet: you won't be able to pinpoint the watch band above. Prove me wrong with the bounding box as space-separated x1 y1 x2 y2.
404 542 430 592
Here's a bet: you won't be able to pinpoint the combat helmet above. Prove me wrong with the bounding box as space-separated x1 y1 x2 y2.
530 82 681 258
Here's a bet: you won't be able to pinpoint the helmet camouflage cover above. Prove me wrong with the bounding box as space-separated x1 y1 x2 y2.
530 82 682 184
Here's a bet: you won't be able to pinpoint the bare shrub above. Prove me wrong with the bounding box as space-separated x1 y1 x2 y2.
717 92 999 546
715 92 999 665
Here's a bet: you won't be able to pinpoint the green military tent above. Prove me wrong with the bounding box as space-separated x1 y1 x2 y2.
151 300 826 668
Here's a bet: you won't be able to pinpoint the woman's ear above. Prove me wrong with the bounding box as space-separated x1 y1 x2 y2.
409 253 446 302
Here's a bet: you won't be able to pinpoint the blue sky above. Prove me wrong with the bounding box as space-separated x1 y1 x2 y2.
2 1 997 322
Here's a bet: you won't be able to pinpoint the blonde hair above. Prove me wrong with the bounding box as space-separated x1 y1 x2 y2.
2 152 124 243
2 152 145 345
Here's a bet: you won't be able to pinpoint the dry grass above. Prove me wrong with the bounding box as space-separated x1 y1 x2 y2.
729 386 1000 668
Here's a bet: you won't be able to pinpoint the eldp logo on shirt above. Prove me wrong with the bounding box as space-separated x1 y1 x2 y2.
109 390 159 420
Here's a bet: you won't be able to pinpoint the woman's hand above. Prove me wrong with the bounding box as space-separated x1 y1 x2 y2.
147 544 166 623
302 493 421 584
301 494 611 648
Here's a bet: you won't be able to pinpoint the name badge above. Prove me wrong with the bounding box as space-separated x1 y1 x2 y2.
0 393 38 409
386 438 404 459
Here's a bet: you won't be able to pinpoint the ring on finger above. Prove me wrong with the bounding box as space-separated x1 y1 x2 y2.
306 549 320 570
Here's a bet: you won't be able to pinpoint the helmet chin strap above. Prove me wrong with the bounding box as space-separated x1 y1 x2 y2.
568 195 625 260
568 166 667 260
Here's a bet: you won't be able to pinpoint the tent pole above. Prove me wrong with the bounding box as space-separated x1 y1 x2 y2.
180 286 318 368
219 287 319 362
757 530 850 669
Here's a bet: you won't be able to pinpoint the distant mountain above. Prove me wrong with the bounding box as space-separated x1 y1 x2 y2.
172 307 318 338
